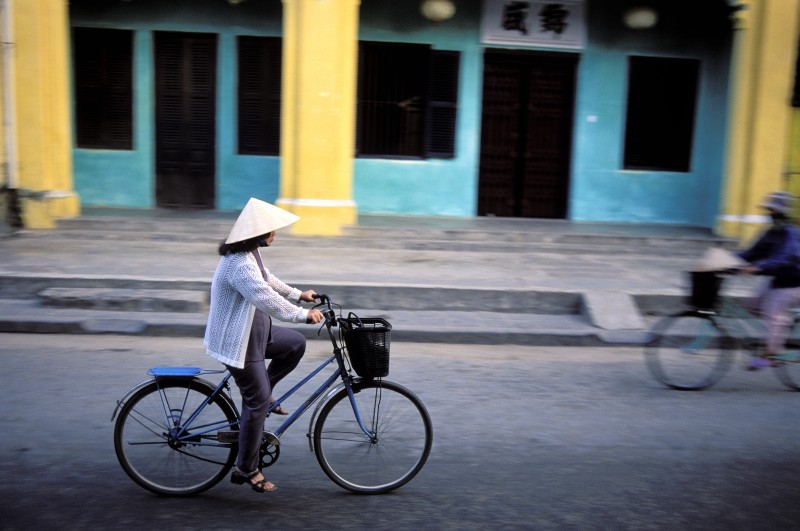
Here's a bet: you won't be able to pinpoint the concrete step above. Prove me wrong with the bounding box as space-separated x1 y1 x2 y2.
0 211 748 344
0 271 756 313
0 280 704 344
0 298 654 346
0 275 209 299
7 273 713 317
38 287 208 313
21 229 729 256
0 275 584 314
39 213 734 255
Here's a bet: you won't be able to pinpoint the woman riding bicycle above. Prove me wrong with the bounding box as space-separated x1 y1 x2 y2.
738 191 800 370
204 198 323 493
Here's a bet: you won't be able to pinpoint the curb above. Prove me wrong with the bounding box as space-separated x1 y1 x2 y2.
0 299 653 346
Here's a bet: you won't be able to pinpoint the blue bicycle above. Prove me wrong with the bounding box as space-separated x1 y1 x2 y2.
112 294 432 496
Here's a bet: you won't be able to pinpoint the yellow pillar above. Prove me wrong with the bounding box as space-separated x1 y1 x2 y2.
278 0 359 236
717 0 800 244
788 109 800 204
0 1 7 229
13 0 78 228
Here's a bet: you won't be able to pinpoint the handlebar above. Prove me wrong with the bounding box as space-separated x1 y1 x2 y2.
313 293 331 306
312 293 337 326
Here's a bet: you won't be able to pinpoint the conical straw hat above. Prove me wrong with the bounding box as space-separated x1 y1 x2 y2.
225 198 300 243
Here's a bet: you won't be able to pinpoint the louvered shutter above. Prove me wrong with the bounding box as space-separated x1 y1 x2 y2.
155 32 217 209
73 28 133 149
425 50 459 159
238 37 282 155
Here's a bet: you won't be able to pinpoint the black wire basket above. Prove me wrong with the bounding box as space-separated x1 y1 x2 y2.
689 271 724 310
340 314 392 378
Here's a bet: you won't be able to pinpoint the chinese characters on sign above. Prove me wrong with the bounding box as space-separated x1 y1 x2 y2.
502 1 530 34
539 3 570 35
482 0 585 49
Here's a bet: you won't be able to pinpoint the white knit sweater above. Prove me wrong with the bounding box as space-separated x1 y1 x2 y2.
204 251 309 368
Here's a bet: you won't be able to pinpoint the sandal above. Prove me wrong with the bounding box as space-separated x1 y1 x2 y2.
268 397 289 416
231 467 277 493
271 404 289 416
746 356 779 371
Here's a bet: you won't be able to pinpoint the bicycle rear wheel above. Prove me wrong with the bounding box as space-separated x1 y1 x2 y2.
644 311 735 390
313 379 432 494
113 377 239 496
772 317 800 391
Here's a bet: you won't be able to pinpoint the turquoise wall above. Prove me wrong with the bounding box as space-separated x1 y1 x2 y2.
570 0 732 227
70 0 283 210
355 1 484 217
69 0 734 227
355 0 732 225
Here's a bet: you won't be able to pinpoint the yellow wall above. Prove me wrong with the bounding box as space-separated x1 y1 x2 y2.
11 0 78 228
277 0 359 236
718 0 800 244
0 0 12 227
787 110 800 211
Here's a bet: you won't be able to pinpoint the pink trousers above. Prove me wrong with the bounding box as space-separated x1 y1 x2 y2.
747 285 800 354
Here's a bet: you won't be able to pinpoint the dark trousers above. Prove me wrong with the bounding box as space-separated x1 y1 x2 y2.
227 316 305 473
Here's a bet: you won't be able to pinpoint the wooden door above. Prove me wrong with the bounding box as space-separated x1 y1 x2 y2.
478 51 577 218
155 32 217 209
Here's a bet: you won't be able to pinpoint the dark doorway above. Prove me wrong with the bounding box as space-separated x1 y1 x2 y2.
154 32 217 209
478 50 577 218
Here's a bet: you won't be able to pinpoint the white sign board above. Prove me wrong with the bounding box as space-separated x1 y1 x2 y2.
481 0 586 49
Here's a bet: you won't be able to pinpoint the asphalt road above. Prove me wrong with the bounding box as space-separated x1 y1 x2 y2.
2 334 800 530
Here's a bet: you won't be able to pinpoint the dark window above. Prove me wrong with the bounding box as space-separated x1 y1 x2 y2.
426 50 460 158
623 56 700 172
72 27 133 150
357 42 459 159
237 36 282 155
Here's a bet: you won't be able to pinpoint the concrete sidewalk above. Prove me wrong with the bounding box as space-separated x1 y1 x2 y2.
0 210 759 345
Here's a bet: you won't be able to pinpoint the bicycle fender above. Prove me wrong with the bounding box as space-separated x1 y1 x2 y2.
110 376 232 422
110 377 157 422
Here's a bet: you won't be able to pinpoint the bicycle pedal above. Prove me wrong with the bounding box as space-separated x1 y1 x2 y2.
262 432 280 446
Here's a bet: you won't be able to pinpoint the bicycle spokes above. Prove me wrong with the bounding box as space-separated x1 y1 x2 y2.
645 313 734 391
313 380 432 494
114 379 238 496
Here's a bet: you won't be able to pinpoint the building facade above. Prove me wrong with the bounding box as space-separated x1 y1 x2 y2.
1 0 798 241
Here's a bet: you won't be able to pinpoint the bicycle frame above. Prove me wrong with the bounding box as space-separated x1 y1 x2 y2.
698 289 800 361
113 293 432 496
711 296 766 343
168 372 238 444
113 298 378 451
260 310 379 442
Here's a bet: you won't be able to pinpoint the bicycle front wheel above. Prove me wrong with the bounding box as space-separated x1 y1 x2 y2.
113 378 239 496
313 380 432 494
772 317 800 391
644 311 735 390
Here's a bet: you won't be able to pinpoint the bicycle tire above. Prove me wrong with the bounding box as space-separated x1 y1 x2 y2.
313 379 432 494
772 316 800 391
113 377 239 496
644 311 735 391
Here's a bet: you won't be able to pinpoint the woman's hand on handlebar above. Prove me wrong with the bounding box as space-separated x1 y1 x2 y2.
307 293 335 325
299 290 318 303
306 309 324 324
